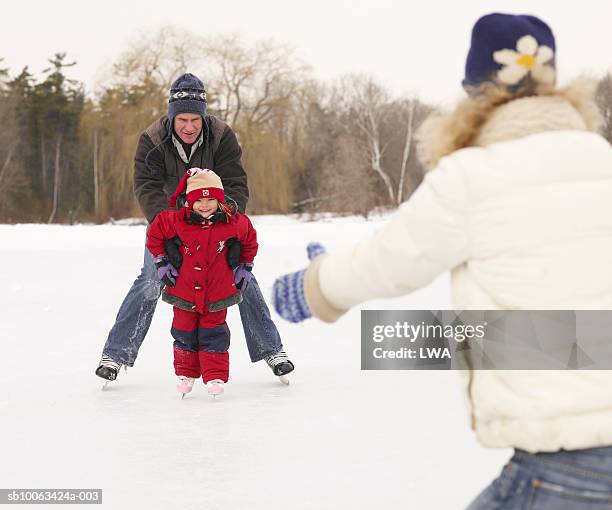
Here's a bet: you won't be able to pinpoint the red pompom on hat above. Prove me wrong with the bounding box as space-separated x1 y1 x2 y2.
168 168 225 208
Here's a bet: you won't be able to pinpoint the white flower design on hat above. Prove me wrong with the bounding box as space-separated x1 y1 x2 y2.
493 34 555 86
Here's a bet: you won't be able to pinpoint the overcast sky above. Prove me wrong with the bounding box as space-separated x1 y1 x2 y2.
3 0 611 104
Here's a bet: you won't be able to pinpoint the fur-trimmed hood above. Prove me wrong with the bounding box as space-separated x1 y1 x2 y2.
417 80 603 169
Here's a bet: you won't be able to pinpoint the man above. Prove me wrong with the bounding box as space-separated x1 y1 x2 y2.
96 73 294 382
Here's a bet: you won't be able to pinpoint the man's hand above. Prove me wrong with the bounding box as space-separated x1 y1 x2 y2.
226 237 241 269
234 263 253 291
164 236 183 269
154 255 179 287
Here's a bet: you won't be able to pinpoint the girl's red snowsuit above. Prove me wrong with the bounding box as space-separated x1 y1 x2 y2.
146 207 258 383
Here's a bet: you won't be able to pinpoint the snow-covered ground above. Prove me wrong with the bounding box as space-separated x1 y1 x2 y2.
0 216 510 509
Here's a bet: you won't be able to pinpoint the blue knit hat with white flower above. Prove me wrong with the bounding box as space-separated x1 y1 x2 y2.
168 73 207 122
463 13 556 93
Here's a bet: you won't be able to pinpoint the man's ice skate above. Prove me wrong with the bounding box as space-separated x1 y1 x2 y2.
206 379 225 398
96 355 126 389
177 376 195 399
265 350 294 385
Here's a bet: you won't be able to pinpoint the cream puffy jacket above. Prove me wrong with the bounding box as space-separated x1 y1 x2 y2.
304 96 612 452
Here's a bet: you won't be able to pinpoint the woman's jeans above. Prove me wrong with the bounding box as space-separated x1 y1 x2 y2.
467 447 612 509
102 246 283 366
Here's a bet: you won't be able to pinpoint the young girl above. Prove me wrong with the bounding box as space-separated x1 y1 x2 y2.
147 168 257 397
273 13 612 509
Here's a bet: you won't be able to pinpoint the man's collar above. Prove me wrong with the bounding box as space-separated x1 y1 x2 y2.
172 130 204 164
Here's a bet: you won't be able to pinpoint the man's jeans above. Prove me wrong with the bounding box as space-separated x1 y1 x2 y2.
103 245 283 366
466 447 612 509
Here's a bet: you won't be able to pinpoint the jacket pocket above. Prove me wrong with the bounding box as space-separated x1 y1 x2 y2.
494 461 525 501
527 479 612 509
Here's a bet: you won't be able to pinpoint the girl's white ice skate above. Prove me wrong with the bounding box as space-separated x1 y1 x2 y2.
206 379 225 397
177 376 195 399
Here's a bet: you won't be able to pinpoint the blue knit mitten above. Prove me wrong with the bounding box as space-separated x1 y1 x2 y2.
273 242 326 323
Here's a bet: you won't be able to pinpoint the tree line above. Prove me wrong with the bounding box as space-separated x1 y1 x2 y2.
0 27 611 223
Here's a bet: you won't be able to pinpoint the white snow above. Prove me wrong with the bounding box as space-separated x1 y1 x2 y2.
0 216 510 509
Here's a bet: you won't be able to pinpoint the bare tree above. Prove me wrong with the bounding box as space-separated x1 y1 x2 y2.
93 129 99 216
0 146 14 191
98 26 201 101
47 135 61 223
200 34 309 140
339 75 396 202
331 75 429 208
397 100 416 204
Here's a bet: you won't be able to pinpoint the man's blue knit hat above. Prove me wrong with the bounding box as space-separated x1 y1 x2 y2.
463 13 556 92
168 73 207 121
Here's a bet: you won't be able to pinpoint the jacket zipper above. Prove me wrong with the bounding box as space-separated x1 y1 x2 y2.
204 223 212 311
